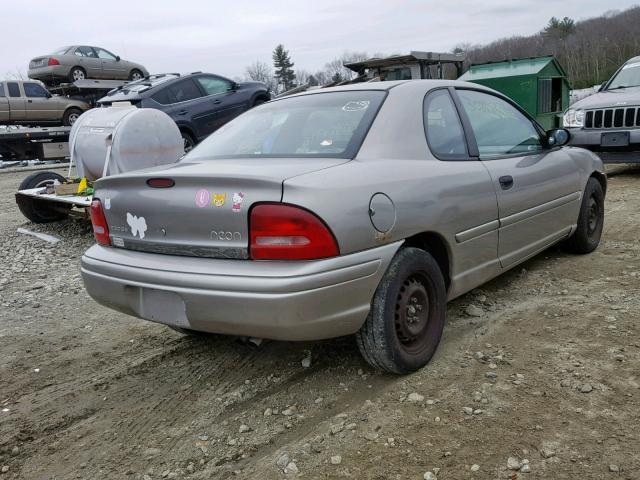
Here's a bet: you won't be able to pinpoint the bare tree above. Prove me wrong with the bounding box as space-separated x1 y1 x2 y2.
245 60 276 91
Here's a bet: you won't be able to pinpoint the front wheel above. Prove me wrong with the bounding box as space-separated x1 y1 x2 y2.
563 177 604 254
356 247 446 374
63 108 82 126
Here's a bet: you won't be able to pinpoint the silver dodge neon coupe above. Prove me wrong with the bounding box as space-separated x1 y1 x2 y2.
81 80 606 373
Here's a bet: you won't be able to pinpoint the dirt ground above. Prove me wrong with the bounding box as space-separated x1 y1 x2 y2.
0 165 638 480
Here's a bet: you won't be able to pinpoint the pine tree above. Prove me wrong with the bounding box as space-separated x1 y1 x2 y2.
272 44 296 92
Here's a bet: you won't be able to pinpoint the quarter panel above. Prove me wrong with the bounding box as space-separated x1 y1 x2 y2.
282 158 501 299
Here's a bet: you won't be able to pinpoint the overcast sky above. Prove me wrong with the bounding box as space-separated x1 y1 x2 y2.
0 0 636 80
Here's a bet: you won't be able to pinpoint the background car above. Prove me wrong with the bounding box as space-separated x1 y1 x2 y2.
564 55 640 164
0 79 90 126
28 46 149 85
97 72 270 150
81 80 606 374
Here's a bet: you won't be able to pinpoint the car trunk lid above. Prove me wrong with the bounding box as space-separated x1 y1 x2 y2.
94 158 346 259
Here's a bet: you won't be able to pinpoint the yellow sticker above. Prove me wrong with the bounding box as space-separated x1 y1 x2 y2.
212 193 226 207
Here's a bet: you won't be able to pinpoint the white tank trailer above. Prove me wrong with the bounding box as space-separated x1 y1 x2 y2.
15 106 184 223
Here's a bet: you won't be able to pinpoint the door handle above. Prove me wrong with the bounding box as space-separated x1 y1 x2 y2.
177 110 188 115
212 99 222 105
499 175 514 190
27 100 33 103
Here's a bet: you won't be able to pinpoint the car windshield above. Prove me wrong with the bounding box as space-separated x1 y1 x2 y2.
51 46 70 55
607 61 640 90
186 90 386 160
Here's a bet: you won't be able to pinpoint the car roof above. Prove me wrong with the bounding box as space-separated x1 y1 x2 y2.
284 79 491 98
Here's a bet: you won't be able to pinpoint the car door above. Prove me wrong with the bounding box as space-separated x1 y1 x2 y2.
422 88 501 296
193 75 247 133
454 88 580 269
73 46 102 78
94 47 127 79
6 82 26 122
23 82 58 122
162 79 209 139
0 83 9 123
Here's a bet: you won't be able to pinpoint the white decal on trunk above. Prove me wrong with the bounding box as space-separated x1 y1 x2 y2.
127 213 147 239
104 198 111 210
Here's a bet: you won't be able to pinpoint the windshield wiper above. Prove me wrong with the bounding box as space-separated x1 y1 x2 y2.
606 85 631 91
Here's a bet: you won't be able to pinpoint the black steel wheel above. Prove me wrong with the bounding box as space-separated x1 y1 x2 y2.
356 247 446 374
563 177 605 254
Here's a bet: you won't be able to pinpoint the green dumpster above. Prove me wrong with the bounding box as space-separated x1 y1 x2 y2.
458 56 570 130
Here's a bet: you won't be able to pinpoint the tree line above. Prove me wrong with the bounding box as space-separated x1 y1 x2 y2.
455 7 640 89
245 6 640 93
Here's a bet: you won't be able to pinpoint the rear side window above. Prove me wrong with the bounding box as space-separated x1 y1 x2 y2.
187 90 386 160
7 83 20 97
23 83 49 98
75 46 97 58
168 79 202 103
152 87 176 105
424 89 468 159
196 76 232 96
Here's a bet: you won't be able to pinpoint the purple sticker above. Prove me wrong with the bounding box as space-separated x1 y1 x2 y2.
195 189 210 208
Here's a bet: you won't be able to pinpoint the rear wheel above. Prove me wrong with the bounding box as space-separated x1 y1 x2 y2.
63 107 82 126
356 247 446 374
563 177 604 254
129 69 144 81
181 131 196 153
69 66 86 82
16 171 70 223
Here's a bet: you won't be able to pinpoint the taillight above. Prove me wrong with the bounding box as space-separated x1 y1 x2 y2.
250 204 339 260
90 199 111 246
146 178 175 188
48 58 60 66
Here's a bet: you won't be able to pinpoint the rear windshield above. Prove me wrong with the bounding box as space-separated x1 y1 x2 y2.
52 46 71 55
186 90 386 160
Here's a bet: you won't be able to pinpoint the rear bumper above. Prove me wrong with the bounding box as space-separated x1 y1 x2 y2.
81 242 402 341
28 66 69 80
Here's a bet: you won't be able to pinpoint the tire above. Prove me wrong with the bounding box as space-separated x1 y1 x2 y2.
63 108 82 126
69 66 86 82
181 131 196 153
252 97 267 108
129 69 144 81
17 171 70 223
563 177 604 254
356 247 447 374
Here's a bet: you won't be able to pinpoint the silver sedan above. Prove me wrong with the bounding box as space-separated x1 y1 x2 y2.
28 46 149 85
81 80 606 373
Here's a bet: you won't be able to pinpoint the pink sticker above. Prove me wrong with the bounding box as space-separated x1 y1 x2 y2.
232 192 245 213
195 189 210 208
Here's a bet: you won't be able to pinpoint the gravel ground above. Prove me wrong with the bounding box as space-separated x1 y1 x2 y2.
0 166 639 480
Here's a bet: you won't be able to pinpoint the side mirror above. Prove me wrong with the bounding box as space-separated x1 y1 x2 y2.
115 56 121 62
229 82 239 91
547 128 570 147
